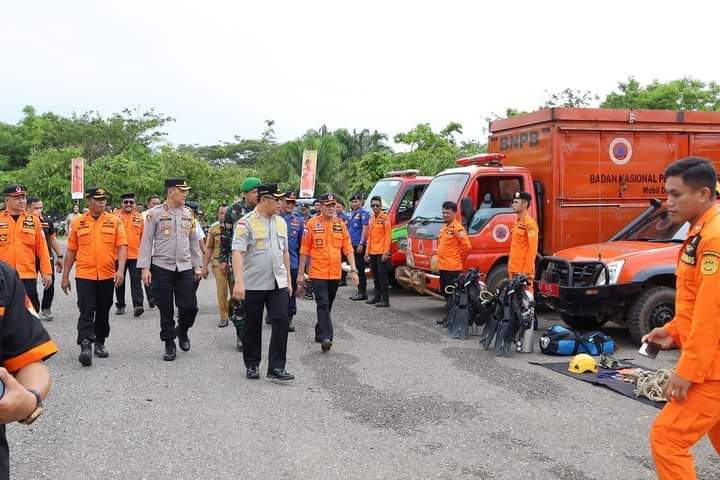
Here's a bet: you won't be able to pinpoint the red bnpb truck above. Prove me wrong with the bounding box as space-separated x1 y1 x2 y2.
398 108 720 297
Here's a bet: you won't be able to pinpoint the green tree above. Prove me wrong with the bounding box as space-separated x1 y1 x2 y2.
601 77 720 111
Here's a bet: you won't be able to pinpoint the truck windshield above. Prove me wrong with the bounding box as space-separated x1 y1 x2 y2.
411 173 469 223
618 208 689 243
364 180 402 211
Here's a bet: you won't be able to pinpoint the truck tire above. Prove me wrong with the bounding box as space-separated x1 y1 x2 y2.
485 263 508 293
560 313 604 331
627 286 675 345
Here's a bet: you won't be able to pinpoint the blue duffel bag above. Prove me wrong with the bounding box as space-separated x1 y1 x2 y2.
539 324 615 356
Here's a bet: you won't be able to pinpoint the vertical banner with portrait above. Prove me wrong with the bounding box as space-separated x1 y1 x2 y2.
300 150 318 198
71 157 85 200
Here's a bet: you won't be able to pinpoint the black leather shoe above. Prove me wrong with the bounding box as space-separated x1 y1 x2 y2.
246 367 260 379
436 318 447 325
218 318 229 328
163 340 176 361
133 307 144 317
366 295 380 305
94 343 109 358
314 335 321 343
177 330 191 352
321 339 333 352
116 306 126 315
267 368 295 381
350 292 368 301
288 319 295 332
148 300 155 308
236 333 243 352
375 301 390 308
79 340 92 367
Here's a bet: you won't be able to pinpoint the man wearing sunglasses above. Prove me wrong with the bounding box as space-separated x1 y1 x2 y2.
365 196 392 308
115 193 145 317
297 193 359 352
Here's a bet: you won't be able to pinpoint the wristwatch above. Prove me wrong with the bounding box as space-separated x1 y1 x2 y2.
19 389 43 425
350 268 358 273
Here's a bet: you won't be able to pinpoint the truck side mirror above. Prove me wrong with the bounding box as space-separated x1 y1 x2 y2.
460 197 474 227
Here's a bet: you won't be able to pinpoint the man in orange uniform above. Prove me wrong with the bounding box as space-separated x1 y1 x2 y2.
436 201 471 325
364 195 392 308
61 187 127 367
297 193 359 352
643 157 720 479
508 191 539 291
114 193 145 317
0 184 52 312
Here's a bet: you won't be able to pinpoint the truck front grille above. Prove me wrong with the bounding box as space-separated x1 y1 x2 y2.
542 261 604 287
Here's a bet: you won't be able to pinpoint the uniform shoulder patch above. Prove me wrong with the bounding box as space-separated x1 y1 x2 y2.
701 251 720 275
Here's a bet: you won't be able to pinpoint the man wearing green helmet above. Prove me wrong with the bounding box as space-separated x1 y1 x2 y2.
220 177 261 352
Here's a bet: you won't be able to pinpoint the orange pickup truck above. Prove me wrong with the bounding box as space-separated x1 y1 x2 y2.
399 107 720 298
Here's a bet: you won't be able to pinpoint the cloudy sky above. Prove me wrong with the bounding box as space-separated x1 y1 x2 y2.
2 0 719 146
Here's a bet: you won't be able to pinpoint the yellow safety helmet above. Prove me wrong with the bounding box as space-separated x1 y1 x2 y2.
568 353 598 374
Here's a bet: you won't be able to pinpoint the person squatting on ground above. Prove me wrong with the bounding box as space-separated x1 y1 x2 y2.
280 191 303 332
202 204 230 328
114 192 145 317
365 195 392 308
231 184 294 381
137 178 203 362
220 177 261 352
297 193 359 352
27 197 64 321
61 187 127 367
508 191 539 292
435 201 471 325
347 193 370 301
0 184 52 313
643 157 720 479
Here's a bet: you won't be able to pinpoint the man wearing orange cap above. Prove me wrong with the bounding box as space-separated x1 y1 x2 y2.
115 193 145 317
297 193 359 352
643 157 720 479
0 184 52 312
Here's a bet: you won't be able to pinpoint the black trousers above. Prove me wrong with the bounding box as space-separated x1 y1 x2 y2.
289 268 298 319
151 266 198 342
353 249 367 292
76 278 114 344
115 259 144 308
440 270 461 318
243 287 289 371
41 270 55 311
313 279 339 341
22 279 40 313
368 255 390 295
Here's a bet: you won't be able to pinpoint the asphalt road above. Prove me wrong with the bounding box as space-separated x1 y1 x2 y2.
8 273 720 480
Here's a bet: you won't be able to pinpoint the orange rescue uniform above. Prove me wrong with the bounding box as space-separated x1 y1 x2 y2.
300 215 353 280
68 212 128 280
650 205 720 479
116 210 144 260
508 214 539 278
437 219 471 271
0 211 51 279
367 211 391 255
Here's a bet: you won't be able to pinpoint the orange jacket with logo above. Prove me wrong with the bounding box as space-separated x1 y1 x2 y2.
665 205 720 383
367 211 391 255
437 219 471 271
300 215 353 280
68 212 128 281
0 211 52 279
116 210 144 260
508 214 539 276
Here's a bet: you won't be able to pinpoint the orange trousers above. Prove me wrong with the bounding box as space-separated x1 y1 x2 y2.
650 380 720 479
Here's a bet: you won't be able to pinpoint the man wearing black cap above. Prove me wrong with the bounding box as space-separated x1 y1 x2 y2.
138 179 204 361
0 184 52 312
115 193 145 317
232 184 294 380
280 191 303 332
220 177 262 352
347 193 370 300
508 191 539 291
61 187 128 366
